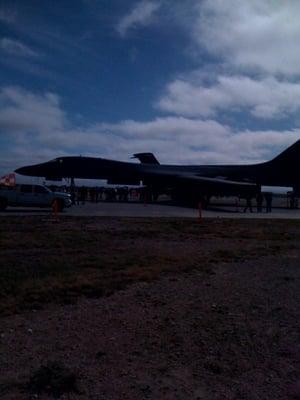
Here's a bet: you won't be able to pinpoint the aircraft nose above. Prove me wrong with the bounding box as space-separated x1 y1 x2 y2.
15 165 36 176
15 162 50 177
15 159 66 178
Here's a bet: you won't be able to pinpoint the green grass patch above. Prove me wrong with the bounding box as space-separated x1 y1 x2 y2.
0 217 299 315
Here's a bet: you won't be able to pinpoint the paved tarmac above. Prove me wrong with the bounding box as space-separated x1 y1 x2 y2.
1 202 300 219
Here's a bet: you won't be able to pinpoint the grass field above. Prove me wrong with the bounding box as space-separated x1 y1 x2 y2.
1 216 299 315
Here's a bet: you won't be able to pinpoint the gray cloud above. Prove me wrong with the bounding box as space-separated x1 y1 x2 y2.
158 76 300 119
0 37 38 58
0 87 299 176
116 0 161 37
153 1 300 122
0 87 65 135
194 0 300 76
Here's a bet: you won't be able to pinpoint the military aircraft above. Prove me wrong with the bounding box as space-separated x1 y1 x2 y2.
15 139 300 205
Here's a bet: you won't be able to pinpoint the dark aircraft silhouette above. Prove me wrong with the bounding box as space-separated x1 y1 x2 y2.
15 139 300 203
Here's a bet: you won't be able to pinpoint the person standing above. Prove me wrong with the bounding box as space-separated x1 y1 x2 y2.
243 196 253 213
256 192 263 212
265 192 273 213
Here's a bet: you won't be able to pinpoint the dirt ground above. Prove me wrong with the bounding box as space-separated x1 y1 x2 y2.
0 217 299 399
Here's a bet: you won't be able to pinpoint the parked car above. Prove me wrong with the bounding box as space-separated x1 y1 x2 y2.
0 184 72 211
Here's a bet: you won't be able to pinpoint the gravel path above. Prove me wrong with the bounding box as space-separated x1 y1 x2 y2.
1 253 299 399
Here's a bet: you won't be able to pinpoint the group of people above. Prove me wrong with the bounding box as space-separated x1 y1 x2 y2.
47 183 298 212
46 184 157 205
69 186 142 205
243 192 273 213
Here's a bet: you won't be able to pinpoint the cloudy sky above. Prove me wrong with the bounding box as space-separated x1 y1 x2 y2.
1 0 300 177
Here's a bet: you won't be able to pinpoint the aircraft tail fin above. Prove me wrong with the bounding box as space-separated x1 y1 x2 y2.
132 152 160 164
266 139 300 191
268 139 300 166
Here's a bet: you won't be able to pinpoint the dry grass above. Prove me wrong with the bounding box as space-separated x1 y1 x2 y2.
0 216 299 315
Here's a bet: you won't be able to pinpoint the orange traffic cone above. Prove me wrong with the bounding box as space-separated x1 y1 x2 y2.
52 199 59 221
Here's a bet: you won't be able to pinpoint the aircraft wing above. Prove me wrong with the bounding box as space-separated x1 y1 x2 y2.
142 170 257 197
